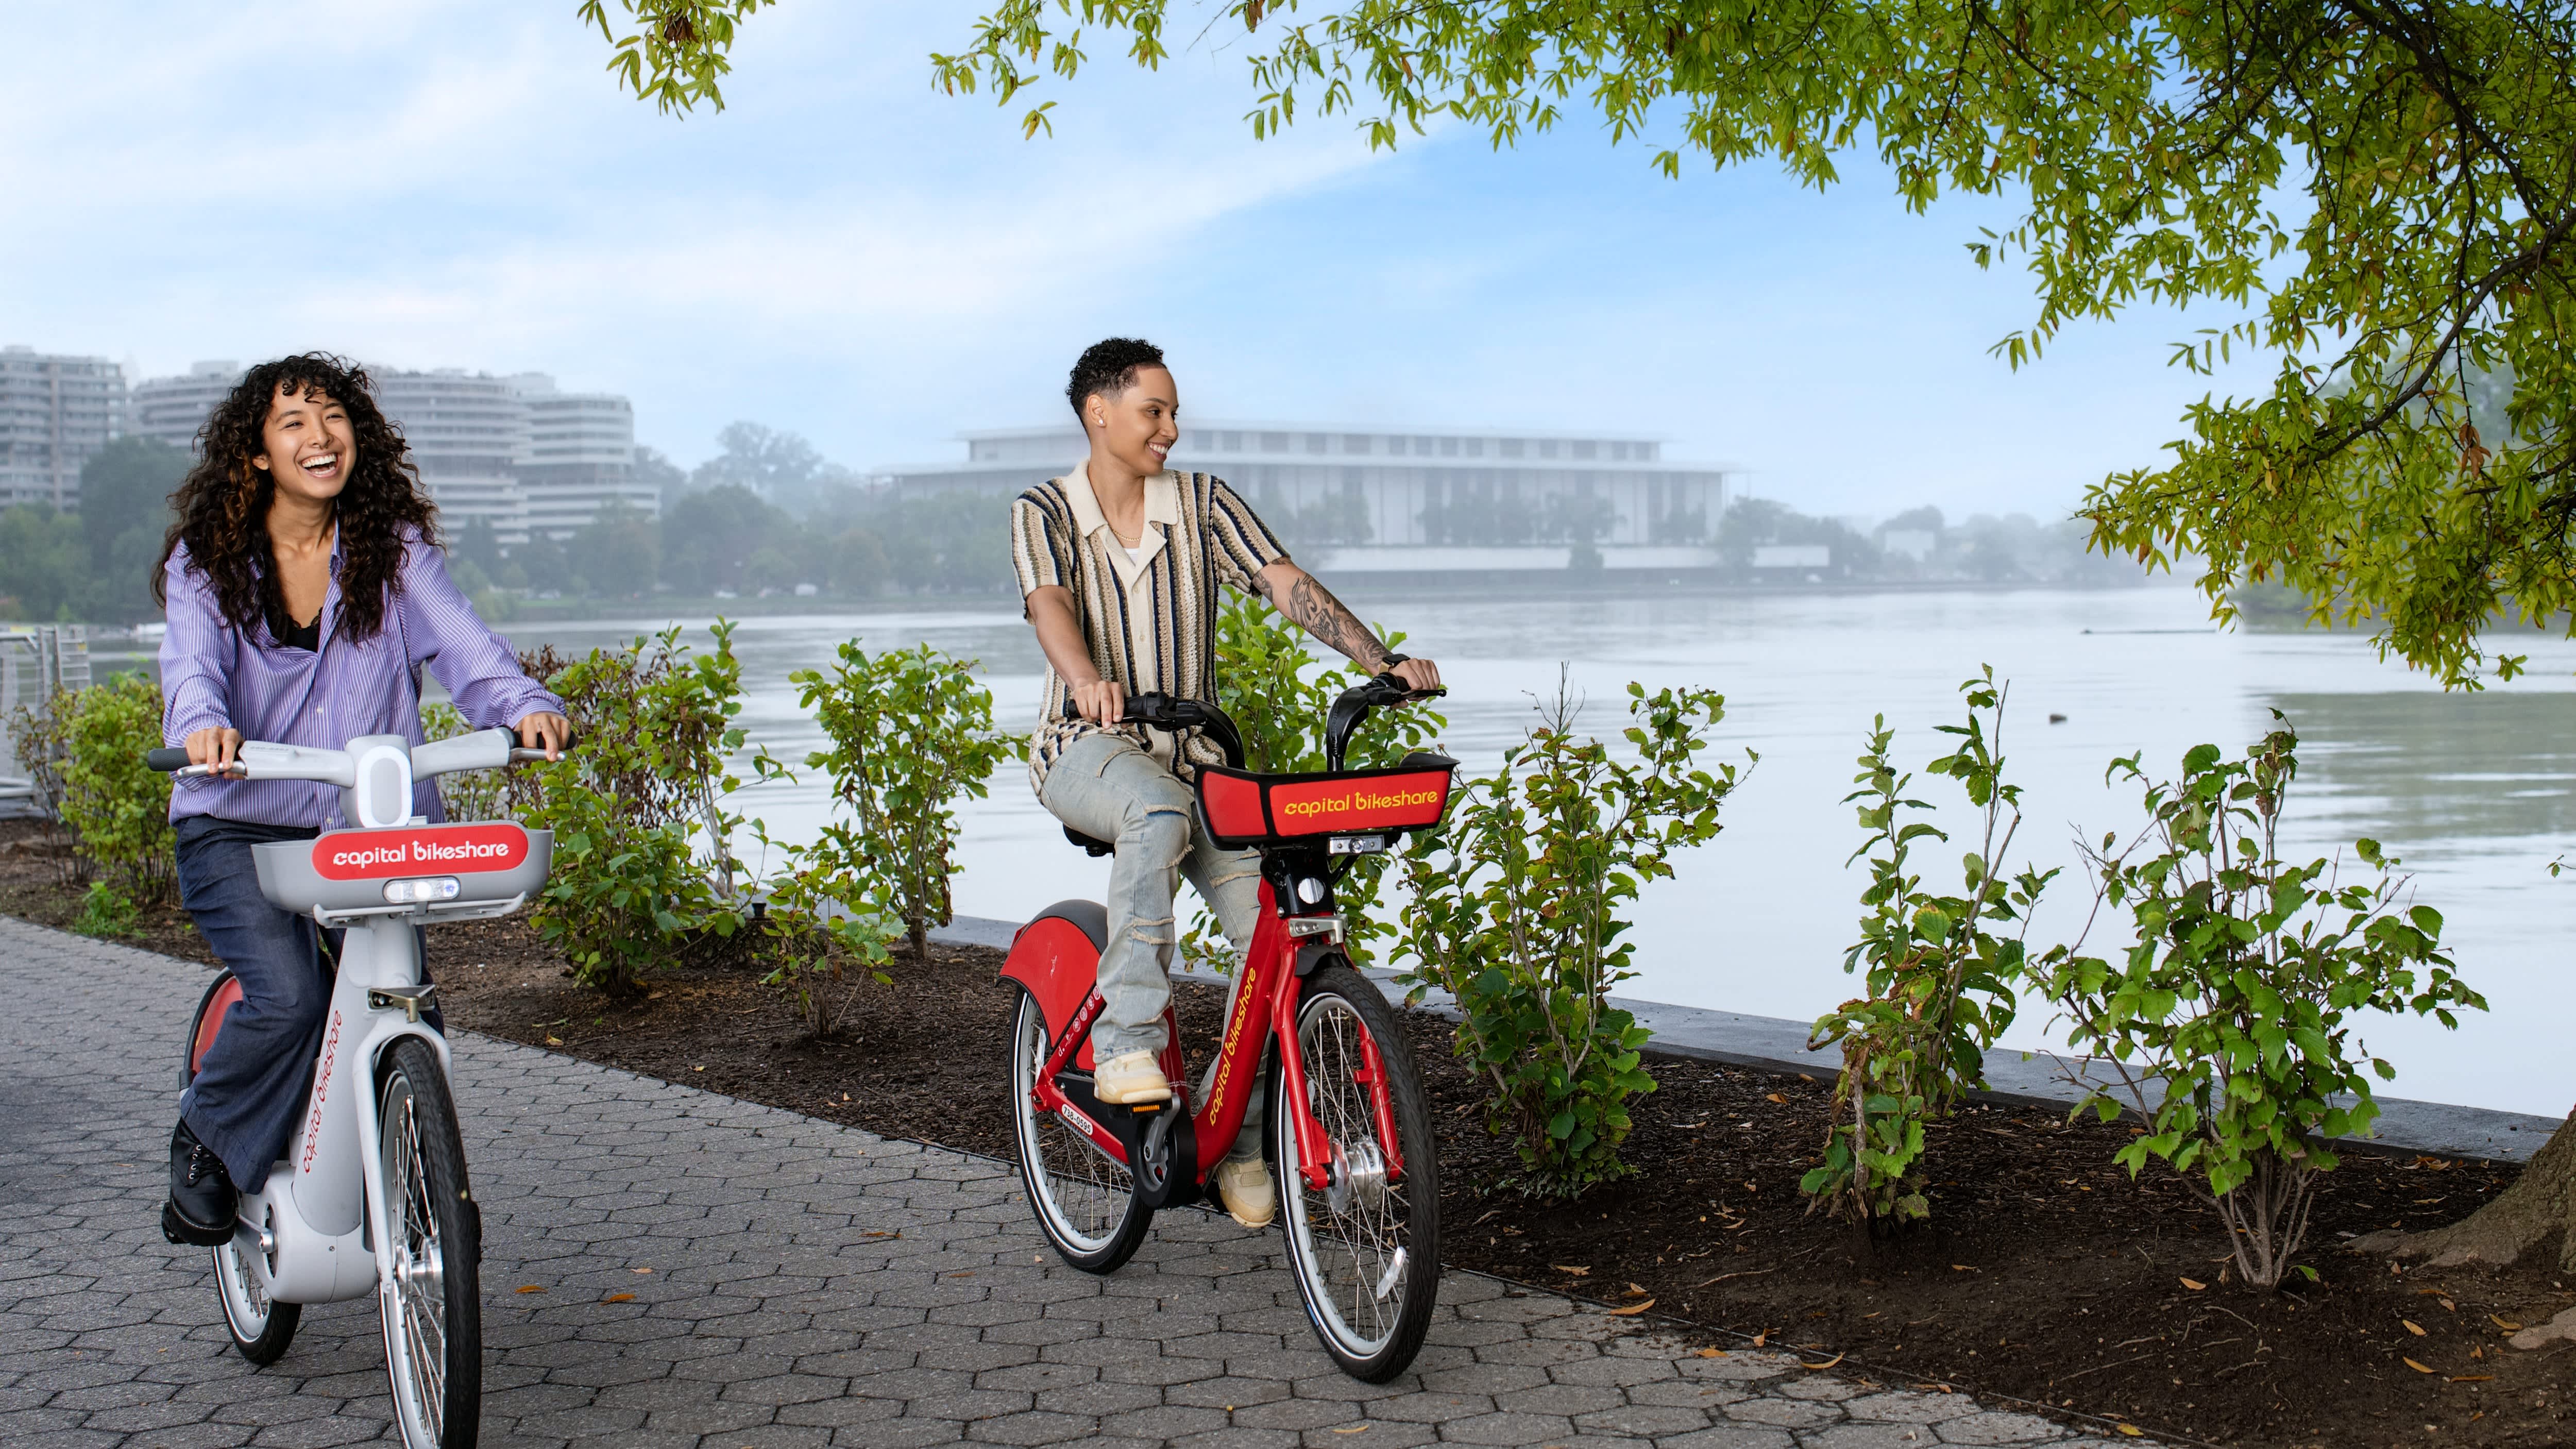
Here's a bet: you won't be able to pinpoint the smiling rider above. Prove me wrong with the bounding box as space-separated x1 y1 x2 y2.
1012 337 1443 1230
156 355 568 1246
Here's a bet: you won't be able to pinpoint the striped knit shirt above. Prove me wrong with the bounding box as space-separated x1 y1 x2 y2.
1010 465 1287 795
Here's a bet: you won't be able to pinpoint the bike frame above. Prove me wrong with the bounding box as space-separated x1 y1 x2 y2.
1007 878 1408 1196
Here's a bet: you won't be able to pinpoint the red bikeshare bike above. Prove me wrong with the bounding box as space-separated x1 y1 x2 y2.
1001 676 1452 1381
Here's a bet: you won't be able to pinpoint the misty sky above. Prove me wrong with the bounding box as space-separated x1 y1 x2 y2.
6 3 2276 521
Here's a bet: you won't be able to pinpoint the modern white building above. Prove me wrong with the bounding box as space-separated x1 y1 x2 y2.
872 420 1733 572
128 362 653 544
130 361 242 452
506 374 657 538
0 347 127 509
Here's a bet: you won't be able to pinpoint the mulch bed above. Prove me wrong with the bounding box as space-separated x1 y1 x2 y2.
8 819 2567 1447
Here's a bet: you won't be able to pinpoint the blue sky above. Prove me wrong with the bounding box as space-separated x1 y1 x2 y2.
4 2 2273 521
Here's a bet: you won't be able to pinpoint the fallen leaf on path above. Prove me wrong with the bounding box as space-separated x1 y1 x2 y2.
1764 1093 1788 1105
1330 1427 1370 1435
515 1285 545 1294
2179 1277 2206 1291
1751 1332 1768 1347
2403 1358 2435 1374
1551 1265 1589 1276
603 1293 634 1303
1951 1265 1978 1273
632 1268 652 1274
2114 1427 2143 1438
1800 1353 1844 1370
1694 1348 1726 1359
1625 1283 1649 1296
1606 1300 1656 1317
2404 1320 2428 1336
545 1036 564 1047
2492 1315 2523 1331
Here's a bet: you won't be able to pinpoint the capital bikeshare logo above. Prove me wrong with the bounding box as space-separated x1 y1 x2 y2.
1268 772 1448 833
312 823 530 880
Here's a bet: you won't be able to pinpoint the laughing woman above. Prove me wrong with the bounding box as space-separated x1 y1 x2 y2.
154 353 569 1245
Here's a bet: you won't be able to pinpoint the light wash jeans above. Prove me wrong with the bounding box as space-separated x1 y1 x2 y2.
1040 732 1268 1158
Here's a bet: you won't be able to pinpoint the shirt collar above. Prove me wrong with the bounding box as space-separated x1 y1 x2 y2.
1063 463 1181 539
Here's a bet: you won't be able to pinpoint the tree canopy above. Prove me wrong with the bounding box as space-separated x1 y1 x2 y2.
589 0 2576 684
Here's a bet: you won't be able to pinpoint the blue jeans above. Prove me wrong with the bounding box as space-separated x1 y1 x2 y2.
1040 733 1268 1156
174 816 437 1192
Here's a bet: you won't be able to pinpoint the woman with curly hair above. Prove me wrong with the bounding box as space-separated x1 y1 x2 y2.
153 353 569 1246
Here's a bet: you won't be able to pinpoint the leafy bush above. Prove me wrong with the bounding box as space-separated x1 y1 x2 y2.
1395 677 1738 1197
72 881 139 938
1182 594 1446 970
2034 717 2485 1288
516 624 752 996
1801 671 2056 1225
420 700 508 823
57 674 176 905
3 687 77 886
749 841 896 1037
783 639 1013 959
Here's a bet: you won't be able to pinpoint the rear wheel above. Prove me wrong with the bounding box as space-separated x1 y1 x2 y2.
1008 988 1151 1273
1271 965 1441 1383
376 1038 481 1449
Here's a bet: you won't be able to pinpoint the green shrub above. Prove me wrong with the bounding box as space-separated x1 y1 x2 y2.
1395 677 1739 1197
57 674 176 905
1801 670 2056 1225
3 688 77 887
72 881 139 938
420 700 509 823
517 623 751 996
749 841 897 1037
783 639 1013 959
2034 717 2485 1289
1182 594 1447 970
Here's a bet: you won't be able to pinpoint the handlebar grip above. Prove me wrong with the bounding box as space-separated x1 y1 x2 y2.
145 747 192 772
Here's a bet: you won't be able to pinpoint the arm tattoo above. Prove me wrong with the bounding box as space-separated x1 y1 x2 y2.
1285 574 1392 670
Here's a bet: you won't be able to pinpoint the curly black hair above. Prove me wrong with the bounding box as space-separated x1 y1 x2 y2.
154 354 440 646
1065 338 1168 423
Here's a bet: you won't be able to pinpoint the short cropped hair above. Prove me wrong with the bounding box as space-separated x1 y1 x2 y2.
1066 338 1167 422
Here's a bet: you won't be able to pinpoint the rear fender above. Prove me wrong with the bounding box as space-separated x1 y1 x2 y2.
999 902 1106 1071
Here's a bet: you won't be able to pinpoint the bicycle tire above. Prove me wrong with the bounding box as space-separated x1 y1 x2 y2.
1270 964 1442 1383
182 971 302 1363
376 1037 482 1449
1007 988 1151 1273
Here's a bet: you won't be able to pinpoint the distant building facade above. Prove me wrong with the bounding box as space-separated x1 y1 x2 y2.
128 362 653 544
130 361 241 452
872 421 1732 570
507 374 656 539
0 347 127 509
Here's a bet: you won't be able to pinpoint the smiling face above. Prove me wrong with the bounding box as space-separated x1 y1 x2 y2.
1085 365 1180 478
250 383 357 504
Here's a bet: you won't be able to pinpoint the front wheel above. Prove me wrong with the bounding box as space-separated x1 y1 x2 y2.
1272 965 1442 1383
376 1037 481 1449
1008 988 1151 1273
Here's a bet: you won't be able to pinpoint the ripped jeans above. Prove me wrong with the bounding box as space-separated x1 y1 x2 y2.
1040 732 1267 1154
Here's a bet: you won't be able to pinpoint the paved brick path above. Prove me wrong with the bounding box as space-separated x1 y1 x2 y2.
0 917 2149 1448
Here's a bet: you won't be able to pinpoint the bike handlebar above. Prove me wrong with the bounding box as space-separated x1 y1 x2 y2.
148 728 578 781
1060 670 1444 773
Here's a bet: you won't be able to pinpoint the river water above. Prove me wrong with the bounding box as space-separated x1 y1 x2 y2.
514 584 2575 1118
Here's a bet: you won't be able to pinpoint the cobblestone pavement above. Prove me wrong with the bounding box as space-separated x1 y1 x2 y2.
0 917 2156 1448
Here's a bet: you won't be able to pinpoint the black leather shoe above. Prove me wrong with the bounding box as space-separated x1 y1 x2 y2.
163 1120 235 1246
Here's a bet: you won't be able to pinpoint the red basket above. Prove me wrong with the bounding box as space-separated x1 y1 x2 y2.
1196 762 1455 848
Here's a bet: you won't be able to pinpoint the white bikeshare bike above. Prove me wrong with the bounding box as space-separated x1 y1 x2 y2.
151 730 557 1449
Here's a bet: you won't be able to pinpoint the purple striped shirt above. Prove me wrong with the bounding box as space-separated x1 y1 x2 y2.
160 528 563 828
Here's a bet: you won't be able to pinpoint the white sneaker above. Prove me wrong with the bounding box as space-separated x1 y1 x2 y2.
1214 1157 1276 1228
1092 1050 1172 1105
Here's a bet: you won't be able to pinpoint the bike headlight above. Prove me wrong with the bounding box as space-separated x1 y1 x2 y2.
383 877 462 905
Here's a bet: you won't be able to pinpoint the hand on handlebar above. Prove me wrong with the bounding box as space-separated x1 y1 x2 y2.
186 727 244 775
514 711 571 762
1068 679 1126 726
1381 656 1444 699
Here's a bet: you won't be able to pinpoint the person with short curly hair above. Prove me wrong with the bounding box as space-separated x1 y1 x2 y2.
153 353 569 1246
1012 337 1444 1229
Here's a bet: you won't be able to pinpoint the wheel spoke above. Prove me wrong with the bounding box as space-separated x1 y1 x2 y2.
1284 989 1422 1360
1014 1003 1136 1253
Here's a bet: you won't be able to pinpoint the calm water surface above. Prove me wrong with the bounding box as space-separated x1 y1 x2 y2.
519 585 2576 1117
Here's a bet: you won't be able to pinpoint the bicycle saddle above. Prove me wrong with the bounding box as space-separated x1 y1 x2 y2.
1063 824 1114 857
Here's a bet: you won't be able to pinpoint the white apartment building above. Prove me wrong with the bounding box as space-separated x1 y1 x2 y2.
0 347 127 509
874 420 1732 568
506 374 656 539
128 363 653 544
130 361 241 452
